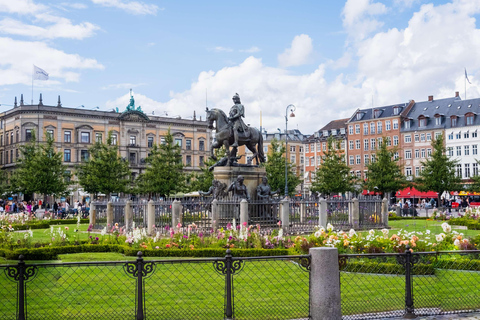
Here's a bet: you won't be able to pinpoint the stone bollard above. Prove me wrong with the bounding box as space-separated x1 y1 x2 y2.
172 200 182 227
280 197 290 230
240 199 248 227
382 197 389 227
310 247 342 320
396 205 401 217
147 200 155 236
89 202 96 227
125 200 133 231
106 201 113 231
211 199 218 231
319 198 327 228
300 202 305 223
350 198 359 230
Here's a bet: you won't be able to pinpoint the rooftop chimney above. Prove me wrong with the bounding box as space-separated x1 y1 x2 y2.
20 94 24 106
455 91 460 98
14 96 17 107
428 95 433 102
57 95 62 107
39 93 43 106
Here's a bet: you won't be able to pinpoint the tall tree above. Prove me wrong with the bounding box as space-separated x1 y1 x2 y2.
136 129 186 198
12 130 70 203
77 131 131 199
364 137 408 197
416 133 461 206
311 137 357 195
469 160 480 192
187 147 227 192
263 138 300 196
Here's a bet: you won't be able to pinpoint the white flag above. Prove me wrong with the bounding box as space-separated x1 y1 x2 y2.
33 65 49 80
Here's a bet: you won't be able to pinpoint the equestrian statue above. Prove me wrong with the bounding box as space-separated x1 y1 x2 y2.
206 93 265 166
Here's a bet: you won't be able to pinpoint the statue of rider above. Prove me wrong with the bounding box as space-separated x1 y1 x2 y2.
229 93 249 148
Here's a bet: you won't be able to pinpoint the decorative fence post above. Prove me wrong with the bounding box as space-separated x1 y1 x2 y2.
319 198 327 228
382 197 389 227
125 200 133 231
240 199 248 227
106 201 113 229
300 201 305 223
5 255 38 320
211 199 218 231
147 200 155 236
213 249 244 320
397 245 418 319
123 252 155 320
350 198 359 229
310 247 342 320
89 202 96 226
172 200 182 227
280 198 290 230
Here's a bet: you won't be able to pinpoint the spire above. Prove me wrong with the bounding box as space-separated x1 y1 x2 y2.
20 94 24 106
14 96 17 107
39 93 43 106
57 95 62 107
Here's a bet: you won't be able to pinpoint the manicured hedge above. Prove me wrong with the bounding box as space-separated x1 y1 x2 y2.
0 244 292 261
9 219 89 231
449 218 480 230
389 216 429 221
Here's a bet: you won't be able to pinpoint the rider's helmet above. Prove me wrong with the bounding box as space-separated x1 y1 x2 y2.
232 93 241 103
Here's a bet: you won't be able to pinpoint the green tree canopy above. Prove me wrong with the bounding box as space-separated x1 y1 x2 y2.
77 131 131 199
416 133 461 205
136 128 186 198
187 147 226 193
11 130 70 203
311 137 357 195
364 137 409 196
263 138 300 197
469 160 480 192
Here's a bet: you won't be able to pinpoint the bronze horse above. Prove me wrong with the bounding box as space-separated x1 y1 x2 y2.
206 107 265 165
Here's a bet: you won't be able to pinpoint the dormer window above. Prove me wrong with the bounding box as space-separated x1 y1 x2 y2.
323 130 328 136
466 113 475 125
374 109 382 118
331 129 337 136
393 106 402 115
404 119 411 129
451 116 458 127
340 128 345 134
418 116 427 128
434 114 442 126
356 112 364 120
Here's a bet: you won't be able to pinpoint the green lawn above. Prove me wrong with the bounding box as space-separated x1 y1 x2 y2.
388 219 480 237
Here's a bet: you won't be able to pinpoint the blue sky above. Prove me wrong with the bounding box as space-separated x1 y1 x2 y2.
0 0 479 133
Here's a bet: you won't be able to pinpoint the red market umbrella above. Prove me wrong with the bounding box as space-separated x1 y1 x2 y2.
396 187 438 198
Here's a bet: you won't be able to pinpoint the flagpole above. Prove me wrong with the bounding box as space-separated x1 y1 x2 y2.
31 65 34 105
465 71 467 100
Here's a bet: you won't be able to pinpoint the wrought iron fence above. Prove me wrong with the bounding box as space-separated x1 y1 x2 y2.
326 198 352 230
92 201 107 229
339 248 480 319
216 198 241 228
288 197 319 233
112 201 125 228
181 198 211 231
132 201 148 228
153 200 173 233
0 251 311 320
358 198 383 229
249 199 281 228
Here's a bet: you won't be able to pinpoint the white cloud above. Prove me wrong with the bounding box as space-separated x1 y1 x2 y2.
342 0 387 41
61 3 88 10
0 16 99 39
101 83 146 90
211 46 233 52
0 37 104 86
278 34 313 67
240 46 261 53
91 0 160 15
0 0 46 15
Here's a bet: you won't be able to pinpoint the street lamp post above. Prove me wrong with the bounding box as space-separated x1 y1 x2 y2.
285 104 296 197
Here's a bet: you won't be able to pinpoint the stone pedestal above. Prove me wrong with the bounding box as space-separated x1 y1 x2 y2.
213 166 266 200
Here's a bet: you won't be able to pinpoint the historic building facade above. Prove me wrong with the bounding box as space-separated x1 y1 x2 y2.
0 93 212 184
302 119 348 193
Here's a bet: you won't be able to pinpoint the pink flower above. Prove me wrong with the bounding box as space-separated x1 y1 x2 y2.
65 227 69 230
177 223 182 228
277 220 282 226
155 246 159 249
242 222 247 227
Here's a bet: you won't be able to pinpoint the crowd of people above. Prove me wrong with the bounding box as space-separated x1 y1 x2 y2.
0 198 89 218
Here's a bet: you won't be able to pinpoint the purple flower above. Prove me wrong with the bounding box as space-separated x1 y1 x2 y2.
226 223 232 230
199 232 204 238
236 225 240 230
87 224 93 232
89 236 92 239
228 236 233 241
95 237 99 241
165 225 170 231
183 235 188 239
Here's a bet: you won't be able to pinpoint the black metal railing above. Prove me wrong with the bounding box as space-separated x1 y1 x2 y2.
326 198 352 229
289 197 318 232
358 198 383 229
0 251 311 320
249 199 281 227
181 198 211 230
339 247 480 319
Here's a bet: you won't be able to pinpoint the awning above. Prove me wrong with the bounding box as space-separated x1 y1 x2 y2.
362 190 381 195
396 187 438 198
450 191 480 196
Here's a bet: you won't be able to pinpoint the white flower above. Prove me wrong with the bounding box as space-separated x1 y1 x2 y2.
349 229 357 237
426 230 431 235
314 231 322 238
435 234 444 242
319 227 325 234
369 229 375 236
381 229 389 238
454 239 461 247
441 222 452 233
101 227 107 236
326 223 333 232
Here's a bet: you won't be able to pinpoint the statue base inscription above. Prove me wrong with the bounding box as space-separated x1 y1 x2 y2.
213 166 266 200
